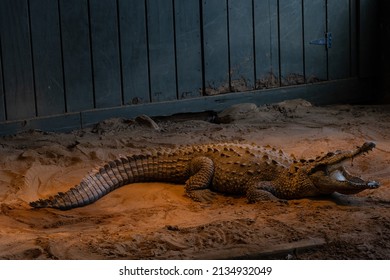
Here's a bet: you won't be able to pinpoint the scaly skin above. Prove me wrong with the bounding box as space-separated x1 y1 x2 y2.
29 142 380 210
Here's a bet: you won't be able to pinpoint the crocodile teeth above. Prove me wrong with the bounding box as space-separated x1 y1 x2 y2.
330 170 346 181
368 181 380 188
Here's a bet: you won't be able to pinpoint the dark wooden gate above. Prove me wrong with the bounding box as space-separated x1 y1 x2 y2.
0 0 379 135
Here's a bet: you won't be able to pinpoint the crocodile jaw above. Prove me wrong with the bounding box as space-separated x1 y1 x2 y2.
310 163 380 195
328 166 380 194
308 142 380 195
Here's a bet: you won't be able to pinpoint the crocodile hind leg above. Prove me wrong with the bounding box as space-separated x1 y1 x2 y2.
185 156 215 202
245 180 280 203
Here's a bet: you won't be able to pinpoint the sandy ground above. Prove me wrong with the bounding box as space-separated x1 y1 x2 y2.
0 99 389 260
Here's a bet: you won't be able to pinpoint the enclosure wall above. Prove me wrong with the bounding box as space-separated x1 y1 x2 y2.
0 0 380 134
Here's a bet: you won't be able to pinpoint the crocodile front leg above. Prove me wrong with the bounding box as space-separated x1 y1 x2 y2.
245 180 280 203
185 156 215 202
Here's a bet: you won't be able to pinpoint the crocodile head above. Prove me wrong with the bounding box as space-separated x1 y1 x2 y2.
297 142 380 195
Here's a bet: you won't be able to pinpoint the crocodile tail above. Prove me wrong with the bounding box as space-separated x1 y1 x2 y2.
29 154 155 210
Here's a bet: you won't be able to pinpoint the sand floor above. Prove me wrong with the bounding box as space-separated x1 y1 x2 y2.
0 99 389 259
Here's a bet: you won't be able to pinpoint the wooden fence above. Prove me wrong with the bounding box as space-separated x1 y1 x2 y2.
0 0 378 134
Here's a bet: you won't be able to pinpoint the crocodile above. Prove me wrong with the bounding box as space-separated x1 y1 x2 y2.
29 142 380 210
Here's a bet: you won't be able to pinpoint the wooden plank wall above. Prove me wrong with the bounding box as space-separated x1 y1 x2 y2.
89 0 122 108
0 0 373 130
0 0 36 120
118 0 150 105
59 0 94 112
203 0 230 95
175 0 203 99
304 0 327 82
30 0 66 117
328 0 352 79
279 0 304 86
254 0 279 89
